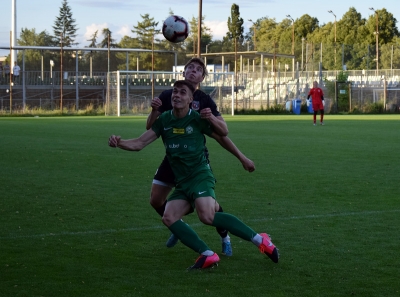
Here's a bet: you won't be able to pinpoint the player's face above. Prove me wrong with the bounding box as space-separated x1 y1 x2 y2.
171 85 193 109
313 81 318 88
183 62 204 84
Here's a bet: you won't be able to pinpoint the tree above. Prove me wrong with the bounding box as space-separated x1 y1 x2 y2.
227 4 244 45
87 30 98 48
52 0 78 47
131 14 160 71
257 17 278 52
326 7 367 70
185 15 213 56
17 28 54 71
99 28 118 48
226 3 244 108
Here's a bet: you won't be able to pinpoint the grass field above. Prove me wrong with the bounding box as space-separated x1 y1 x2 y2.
1 115 399 297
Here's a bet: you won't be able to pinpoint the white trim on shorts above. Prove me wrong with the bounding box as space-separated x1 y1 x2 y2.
152 179 174 188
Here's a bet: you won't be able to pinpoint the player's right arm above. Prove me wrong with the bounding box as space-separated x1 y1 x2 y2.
108 129 158 151
210 133 255 172
146 98 162 130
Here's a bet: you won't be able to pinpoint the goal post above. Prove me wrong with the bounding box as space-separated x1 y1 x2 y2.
105 70 236 116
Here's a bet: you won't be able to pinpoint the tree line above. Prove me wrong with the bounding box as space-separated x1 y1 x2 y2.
11 1 400 73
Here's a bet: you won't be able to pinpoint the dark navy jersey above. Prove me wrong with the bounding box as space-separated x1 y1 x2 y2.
157 89 221 117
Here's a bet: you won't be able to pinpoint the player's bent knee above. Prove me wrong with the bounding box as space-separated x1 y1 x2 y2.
162 213 178 227
198 213 215 225
149 184 172 208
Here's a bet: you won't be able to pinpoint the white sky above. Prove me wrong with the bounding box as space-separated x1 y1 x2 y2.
1 0 399 57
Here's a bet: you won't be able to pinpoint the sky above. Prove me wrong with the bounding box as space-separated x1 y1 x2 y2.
1 0 399 57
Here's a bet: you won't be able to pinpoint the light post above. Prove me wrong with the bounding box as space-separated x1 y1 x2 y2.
90 51 93 78
50 60 54 80
151 25 160 100
50 59 54 103
60 33 63 112
286 15 295 77
301 37 305 70
328 10 337 67
197 0 202 57
369 7 379 73
248 19 257 51
205 43 210 66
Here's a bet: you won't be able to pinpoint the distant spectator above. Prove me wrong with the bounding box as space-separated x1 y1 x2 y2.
4 62 10 81
13 61 21 83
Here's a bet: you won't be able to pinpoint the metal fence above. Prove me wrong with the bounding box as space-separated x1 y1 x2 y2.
1 69 400 114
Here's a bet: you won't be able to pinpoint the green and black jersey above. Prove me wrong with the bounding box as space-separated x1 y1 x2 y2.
152 109 214 184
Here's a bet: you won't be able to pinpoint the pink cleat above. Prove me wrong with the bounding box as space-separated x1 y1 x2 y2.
259 233 279 263
189 253 220 270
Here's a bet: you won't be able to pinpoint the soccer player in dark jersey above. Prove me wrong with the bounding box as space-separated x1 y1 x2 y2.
145 58 255 256
108 80 279 269
307 81 325 125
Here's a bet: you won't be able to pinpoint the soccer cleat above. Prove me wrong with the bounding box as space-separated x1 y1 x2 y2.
259 233 279 263
320 122 324 125
189 253 220 270
166 233 179 248
313 123 316 126
222 241 233 256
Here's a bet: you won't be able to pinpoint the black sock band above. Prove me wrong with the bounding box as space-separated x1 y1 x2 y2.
216 204 228 238
154 201 167 217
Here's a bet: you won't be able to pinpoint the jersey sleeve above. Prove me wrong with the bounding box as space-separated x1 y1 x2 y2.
151 114 163 137
208 95 221 117
198 116 214 137
196 91 221 117
157 90 173 113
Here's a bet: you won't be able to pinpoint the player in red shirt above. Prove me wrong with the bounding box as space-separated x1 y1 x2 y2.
307 81 325 125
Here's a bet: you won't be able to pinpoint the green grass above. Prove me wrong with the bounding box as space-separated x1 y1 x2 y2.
1 115 399 297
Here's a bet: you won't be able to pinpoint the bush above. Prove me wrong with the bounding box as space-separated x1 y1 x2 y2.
364 102 384 114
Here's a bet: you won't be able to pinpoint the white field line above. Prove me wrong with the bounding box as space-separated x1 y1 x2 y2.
1 209 399 240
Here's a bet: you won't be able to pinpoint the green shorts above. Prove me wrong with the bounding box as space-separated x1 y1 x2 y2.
168 170 216 206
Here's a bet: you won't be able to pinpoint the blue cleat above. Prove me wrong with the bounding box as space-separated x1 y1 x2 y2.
222 241 233 256
166 233 179 248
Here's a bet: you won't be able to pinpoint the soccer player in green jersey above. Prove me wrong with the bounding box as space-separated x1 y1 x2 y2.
108 80 279 269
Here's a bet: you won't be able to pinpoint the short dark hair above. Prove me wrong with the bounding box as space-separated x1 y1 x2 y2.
184 57 208 78
173 80 195 95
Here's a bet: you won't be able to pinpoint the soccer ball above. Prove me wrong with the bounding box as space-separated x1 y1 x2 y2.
162 15 189 43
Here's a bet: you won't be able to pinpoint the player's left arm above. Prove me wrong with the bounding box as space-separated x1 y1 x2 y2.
209 132 255 172
200 112 228 136
199 94 228 136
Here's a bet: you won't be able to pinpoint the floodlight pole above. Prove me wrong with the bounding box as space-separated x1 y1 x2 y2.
205 44 210 65
370 7 379 74
197 0 202 57
286 15 295 78
248 19 257 51
60 33 63 112
328 10 337 68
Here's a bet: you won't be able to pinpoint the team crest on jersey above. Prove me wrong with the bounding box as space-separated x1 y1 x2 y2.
192 101 200 110
186 125 193 134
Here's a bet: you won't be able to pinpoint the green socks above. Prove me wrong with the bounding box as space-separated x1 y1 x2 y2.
168 220 210 253
212 212 257 241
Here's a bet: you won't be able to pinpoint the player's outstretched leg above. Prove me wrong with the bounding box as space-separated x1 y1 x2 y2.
257 233 279 263
215 205 232 256
189 253 220 270
168 219 220 269
212 212 279 263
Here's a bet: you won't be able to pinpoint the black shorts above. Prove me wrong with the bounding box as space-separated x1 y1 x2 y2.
153 155 176 187
153 148 214 188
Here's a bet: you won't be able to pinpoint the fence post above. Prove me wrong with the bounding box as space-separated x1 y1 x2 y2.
335 80 338 113
348 82 351 112
383 76 387 111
